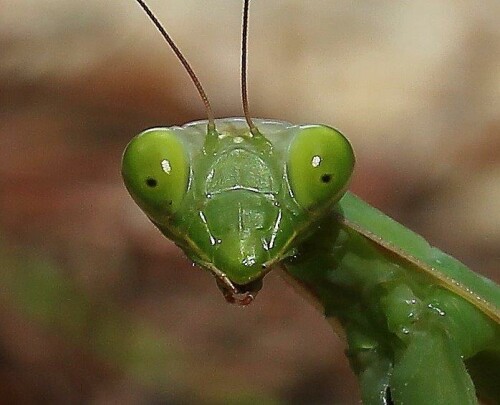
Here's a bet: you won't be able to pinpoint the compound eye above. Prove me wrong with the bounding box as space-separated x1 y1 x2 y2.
121 128 189 223
287 125 355 209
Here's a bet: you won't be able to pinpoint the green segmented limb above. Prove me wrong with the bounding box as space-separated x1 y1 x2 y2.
285 190 499 404
121 1 500 403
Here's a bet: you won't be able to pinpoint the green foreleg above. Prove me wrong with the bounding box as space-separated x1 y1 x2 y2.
345 328 393 405
351 348 393 405
390 327 477 405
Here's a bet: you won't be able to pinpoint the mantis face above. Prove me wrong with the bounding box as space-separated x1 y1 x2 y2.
122 118 354 303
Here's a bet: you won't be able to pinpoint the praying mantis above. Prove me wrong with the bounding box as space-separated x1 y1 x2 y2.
121 1 500 404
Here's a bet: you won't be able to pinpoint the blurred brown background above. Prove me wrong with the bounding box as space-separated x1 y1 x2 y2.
0 0 499 403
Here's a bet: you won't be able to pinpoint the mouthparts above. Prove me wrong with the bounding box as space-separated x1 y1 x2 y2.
215 276 263 306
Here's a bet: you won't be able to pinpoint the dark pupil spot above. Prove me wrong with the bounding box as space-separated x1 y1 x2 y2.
320 174 332 183
146 177 158 188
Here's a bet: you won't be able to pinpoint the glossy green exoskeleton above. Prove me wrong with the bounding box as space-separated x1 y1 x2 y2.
122 1 500 404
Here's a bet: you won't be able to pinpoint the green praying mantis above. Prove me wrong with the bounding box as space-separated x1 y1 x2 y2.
121 1 500 404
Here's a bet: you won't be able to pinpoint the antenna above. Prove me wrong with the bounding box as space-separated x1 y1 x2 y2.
241 0 259 135
134 0 216 131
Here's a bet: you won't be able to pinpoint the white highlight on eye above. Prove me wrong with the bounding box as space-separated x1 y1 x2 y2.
161 159 171 173
311 155 321 167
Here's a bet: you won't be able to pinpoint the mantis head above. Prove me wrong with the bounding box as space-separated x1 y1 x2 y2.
123 1 354 304
122 119 354 304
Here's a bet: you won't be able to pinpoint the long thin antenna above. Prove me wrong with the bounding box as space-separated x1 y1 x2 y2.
241 0 259 135
134 0 215 131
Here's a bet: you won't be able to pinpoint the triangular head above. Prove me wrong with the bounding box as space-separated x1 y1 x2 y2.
122 118 355 304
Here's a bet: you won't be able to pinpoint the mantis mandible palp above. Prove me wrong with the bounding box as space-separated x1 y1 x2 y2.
121 1 500 403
